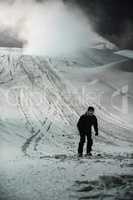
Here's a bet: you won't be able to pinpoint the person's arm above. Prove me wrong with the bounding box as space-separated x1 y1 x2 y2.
77 115 83 134
93 116 98 136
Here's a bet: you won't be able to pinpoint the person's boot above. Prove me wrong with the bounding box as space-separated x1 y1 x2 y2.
86 152 92 156
78 153 83 158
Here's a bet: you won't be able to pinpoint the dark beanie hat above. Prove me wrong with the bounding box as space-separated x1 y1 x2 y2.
88 106 95 111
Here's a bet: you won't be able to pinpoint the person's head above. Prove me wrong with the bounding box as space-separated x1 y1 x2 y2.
87 106 95 116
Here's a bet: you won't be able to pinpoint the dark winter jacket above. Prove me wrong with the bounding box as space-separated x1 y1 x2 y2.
77 113 98 135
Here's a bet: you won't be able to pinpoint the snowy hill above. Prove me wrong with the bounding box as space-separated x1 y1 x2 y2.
0 48 133 200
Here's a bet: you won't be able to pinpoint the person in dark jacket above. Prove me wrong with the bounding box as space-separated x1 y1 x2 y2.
77 106 98 157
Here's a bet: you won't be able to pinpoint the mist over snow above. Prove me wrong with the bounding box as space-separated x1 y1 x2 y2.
0 0 115 56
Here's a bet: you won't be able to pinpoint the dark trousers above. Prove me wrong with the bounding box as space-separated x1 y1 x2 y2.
78 133 93 155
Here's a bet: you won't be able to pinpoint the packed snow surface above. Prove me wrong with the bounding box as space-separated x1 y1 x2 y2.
0 48 133 200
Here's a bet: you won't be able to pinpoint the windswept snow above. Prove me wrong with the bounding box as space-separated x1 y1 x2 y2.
115 50 133 59
0 48 133 200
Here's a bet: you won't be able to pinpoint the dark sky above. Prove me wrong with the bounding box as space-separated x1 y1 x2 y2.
65 0 133 49
0 0 133 49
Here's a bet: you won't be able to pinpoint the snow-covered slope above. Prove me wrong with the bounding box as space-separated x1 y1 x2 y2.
0 49 132 158
0 48 133 200
115 50 133 59
0 52 79 158
56 59 133 124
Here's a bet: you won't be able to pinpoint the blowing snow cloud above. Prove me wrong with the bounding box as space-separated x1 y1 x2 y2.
0 0 113 56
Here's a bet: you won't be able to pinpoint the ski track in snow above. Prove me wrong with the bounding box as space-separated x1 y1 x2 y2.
0 48 133 200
